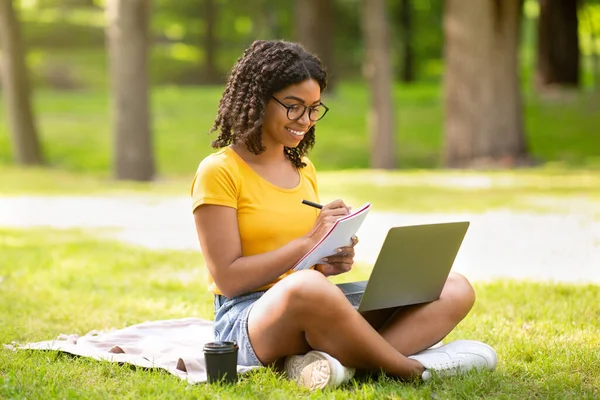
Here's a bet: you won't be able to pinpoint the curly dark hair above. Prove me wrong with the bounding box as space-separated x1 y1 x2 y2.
210 40 328 168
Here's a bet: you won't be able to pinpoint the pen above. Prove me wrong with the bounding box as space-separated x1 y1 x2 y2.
302 199 323 209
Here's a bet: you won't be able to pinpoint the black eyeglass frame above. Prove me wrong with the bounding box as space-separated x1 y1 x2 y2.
271 96 329 122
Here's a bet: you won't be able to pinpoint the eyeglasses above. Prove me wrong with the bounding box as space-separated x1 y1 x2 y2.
271 96 329 122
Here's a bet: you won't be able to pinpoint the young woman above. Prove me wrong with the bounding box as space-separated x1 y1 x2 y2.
192 40 497 390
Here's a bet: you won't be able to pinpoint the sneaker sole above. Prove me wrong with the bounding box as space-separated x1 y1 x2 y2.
284 352 332 390
417 340 498 381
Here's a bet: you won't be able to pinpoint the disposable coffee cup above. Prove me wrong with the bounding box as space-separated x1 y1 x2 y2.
203 341 238 384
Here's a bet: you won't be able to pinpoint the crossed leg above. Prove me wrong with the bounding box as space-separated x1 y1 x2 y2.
247 269 475 378
361 271 476 356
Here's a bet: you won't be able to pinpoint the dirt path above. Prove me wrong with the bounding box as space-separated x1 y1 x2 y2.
1 196 598 284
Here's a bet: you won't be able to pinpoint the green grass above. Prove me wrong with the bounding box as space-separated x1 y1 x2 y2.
1 228 599 399
1 83 599 177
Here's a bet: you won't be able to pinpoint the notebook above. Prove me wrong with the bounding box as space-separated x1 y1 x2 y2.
293 202 371 271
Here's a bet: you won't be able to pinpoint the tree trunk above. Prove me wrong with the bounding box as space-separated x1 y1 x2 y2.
398 0 415 83
294 0 336 91
106 0 154 181
260 0 283 39
584 5 600 91
362 0 396 169
0 0 44 165
536 0 580 89
444 0 529 168
202 0 219 84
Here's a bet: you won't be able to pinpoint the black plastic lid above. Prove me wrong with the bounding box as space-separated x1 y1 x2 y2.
203 341 238 354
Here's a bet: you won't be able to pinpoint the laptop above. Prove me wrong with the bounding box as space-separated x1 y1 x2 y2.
337 221 470 312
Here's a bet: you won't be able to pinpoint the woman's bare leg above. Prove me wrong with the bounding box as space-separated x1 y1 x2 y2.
247 269 424 378
361 272 476 356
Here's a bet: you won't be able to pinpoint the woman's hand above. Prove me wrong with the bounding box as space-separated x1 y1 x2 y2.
317 235 359 277
304 199 351 244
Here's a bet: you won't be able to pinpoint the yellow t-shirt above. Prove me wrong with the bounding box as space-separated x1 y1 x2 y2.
191 147 320 294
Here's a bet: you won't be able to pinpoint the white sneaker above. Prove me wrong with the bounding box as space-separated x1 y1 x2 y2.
283 350 356 390
408 340 497 381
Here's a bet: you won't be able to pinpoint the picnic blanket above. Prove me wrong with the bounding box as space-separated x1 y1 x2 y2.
5 317 259 384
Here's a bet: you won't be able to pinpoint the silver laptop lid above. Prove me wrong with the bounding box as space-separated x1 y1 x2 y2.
357 221 469 312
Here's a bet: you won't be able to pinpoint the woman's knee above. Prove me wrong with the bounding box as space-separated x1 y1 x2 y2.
276 270 343 313
444 272 476 316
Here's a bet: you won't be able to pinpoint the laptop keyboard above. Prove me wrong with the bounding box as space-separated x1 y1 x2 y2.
345 292 364 309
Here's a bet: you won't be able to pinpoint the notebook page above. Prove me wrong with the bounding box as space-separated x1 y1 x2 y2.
293 203 371 271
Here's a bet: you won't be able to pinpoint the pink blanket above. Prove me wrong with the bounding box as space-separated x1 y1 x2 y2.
6 318 258 384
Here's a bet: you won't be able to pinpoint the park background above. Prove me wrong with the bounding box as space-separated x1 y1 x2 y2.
1 0 599 398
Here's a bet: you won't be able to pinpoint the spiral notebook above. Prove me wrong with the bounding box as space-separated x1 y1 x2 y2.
293 202 371 271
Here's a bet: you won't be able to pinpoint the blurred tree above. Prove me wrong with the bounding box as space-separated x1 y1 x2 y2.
255 0 289 39
581 1 600 90
362 0 396 169
202 0 219 83
389 0 443 82
331 0 363 81
444 0 529 168
0 0 44 165
106 0 154 181
57 0 96 8
394 0 415 82
151 0 223 84
30 0 97 9
294 0 336 90
536 0 580 89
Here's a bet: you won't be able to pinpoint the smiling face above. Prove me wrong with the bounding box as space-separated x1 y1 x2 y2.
261 78 322 150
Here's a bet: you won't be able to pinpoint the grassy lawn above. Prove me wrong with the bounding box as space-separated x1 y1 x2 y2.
1 228 599 399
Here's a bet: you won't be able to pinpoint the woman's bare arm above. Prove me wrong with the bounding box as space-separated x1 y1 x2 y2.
194 200 349 298
194 204 314 297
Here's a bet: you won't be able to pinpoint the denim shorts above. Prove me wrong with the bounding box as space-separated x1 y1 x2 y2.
213 291 266 367
213 284 363 367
